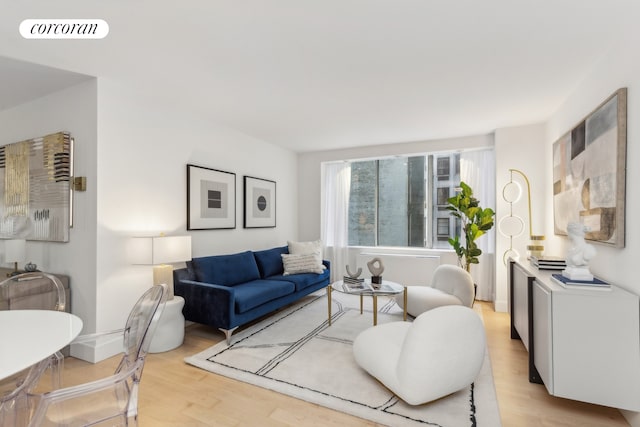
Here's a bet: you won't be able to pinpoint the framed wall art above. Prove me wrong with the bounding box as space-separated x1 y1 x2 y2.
187 164 236 230
552 87 627 247
244 176 276 228
0 131 72 242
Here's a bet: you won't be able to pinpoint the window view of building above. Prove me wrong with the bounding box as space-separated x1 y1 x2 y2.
432 153 461 248
347 151 463 249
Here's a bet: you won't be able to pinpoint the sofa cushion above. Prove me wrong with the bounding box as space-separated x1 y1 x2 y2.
269 268 330 292
253 246 288 278
192 251 261 286
233 280 296 313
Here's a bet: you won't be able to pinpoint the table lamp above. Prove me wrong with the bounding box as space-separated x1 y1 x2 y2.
131 235 192 299
5 239 26 276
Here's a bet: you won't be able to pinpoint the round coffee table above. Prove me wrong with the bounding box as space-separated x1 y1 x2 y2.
327 279 407 326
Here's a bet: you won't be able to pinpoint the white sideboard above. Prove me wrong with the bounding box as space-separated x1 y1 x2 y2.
509 258 640 411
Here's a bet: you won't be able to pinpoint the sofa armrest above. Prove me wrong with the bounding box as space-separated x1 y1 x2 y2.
323 260 331 271
174 279 236 329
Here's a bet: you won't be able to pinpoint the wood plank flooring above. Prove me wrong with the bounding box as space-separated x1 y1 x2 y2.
60 301 629 426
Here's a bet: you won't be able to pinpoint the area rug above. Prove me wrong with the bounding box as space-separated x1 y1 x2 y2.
185 291 501 426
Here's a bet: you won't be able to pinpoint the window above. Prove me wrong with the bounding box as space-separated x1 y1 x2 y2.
436 187 449 206
347 151 466 248
436 156 450 180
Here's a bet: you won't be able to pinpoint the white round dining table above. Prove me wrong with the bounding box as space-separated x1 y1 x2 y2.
0 310 83 380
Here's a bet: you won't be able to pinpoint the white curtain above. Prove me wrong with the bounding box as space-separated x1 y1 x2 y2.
460 149 496 301
321 162 351 282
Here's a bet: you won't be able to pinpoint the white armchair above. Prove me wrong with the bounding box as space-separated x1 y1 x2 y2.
395 264 475 317
352 305 486 405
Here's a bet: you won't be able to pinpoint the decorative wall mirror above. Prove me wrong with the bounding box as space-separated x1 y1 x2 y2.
0 131 73 242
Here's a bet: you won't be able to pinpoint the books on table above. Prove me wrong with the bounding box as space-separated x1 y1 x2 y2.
531 255 567 270
342 279 373 293
551 273 611 291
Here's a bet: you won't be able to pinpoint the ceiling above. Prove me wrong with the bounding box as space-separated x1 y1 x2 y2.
0 1 637 152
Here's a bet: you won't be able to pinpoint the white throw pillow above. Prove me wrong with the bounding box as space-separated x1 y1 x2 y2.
287 240 326 270
281 253 325 275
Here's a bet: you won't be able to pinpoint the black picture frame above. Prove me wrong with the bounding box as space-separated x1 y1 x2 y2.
187 164 236 230
243 176 276 228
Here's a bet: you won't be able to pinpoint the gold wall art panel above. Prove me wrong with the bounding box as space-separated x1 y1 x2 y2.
0 131 72 242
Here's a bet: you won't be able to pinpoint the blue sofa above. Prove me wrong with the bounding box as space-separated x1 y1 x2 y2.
173 245 330 343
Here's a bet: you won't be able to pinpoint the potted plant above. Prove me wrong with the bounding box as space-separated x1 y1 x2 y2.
447 181 495 272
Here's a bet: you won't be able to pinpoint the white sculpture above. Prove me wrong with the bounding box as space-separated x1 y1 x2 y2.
562 222 596 281
345 265 362 279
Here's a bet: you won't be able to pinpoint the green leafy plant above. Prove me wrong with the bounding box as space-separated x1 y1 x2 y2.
447 181 495 272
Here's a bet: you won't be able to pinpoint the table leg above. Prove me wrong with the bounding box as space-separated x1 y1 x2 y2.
403 287 408 321
327 285 332 326
360 294 363 314
373 295 378 325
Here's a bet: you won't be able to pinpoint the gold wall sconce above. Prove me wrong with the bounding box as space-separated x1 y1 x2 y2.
73 176 87 191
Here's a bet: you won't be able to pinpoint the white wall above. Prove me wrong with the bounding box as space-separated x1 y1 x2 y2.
89 78 299 361
542 23 640 425
494 123 547 311
544 36 640 298
0 79 99 333
0 76 299 363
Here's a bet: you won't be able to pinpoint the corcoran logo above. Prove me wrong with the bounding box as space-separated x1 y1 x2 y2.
20 19 109 39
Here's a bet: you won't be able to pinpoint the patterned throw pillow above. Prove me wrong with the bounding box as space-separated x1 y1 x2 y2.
281 253 325 275
287 240 326 270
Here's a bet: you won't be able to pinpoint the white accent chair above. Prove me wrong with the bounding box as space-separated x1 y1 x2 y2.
352 305 486 405
395 264 475 317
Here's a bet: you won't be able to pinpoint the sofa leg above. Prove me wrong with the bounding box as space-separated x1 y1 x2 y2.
219 327 238 345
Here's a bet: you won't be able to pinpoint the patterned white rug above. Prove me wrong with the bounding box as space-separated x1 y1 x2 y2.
185 291 501 426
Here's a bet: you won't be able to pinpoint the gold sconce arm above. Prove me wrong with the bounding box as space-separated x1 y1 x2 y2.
73 177 87 191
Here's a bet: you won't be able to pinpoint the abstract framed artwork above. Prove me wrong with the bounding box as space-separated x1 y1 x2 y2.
244 176 276 228
553 88 627 247
0 131 72 242
187 164 236 230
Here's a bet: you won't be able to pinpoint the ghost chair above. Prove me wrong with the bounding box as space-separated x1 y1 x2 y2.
28 284 167 427
395 264 475 318
353 305 486 405
0 272 67 426
0 359 51 426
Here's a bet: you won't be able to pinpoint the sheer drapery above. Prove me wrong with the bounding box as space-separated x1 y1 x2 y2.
321 162 351 282
460 149 496 301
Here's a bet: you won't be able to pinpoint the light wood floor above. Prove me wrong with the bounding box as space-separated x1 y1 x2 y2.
60 301 629 426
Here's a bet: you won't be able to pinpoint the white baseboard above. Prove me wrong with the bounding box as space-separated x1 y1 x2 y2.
494 299 508 313
621 409 640 426
70 335 122 363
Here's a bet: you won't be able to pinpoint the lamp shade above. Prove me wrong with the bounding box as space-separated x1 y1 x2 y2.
5 239 26 263
131 235 192 265
131 235 192 301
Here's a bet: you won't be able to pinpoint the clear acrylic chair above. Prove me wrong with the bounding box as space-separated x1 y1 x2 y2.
0 272 67 426
28 284 167 427
0 360 50 426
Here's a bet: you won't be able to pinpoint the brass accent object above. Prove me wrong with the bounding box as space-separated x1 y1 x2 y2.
73 176 87 191
509 169 546 259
